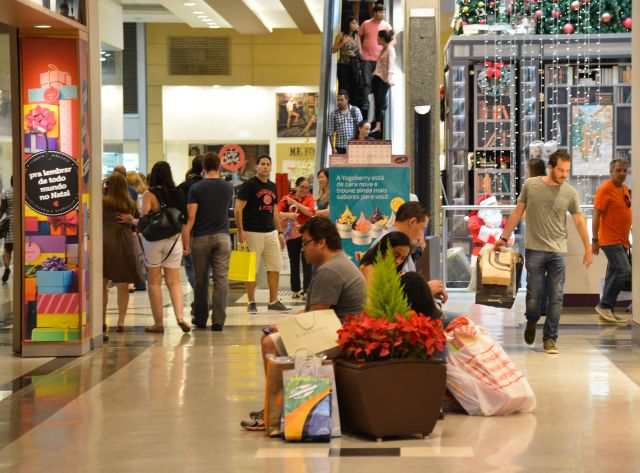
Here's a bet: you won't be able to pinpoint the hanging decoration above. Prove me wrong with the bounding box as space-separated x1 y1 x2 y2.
477 61 511 96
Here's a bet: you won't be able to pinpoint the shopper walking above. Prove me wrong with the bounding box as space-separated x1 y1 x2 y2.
278 177 315 299
327 90 363 155
495 150 593 354
182 152 234 331
178 155 204 293
0 176 13 284
333 16 362 106
358 4 391 119
371 29 395 136
593 159 632 324
103 173 143 333
119 162 191 333
234 155 291 313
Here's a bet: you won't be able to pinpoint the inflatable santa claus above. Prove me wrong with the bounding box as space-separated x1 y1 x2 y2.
467 194 506 266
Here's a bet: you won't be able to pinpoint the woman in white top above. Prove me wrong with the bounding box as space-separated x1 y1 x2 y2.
371 29 395 135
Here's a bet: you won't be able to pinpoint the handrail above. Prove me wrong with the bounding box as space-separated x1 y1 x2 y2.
442 204 595 211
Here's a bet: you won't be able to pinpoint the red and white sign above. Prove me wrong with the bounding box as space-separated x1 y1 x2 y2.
219 144 246 172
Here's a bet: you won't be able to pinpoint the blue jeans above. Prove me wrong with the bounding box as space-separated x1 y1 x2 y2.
600 244 631 310
525 250 567 342
191 234 231 327
183 254 195 290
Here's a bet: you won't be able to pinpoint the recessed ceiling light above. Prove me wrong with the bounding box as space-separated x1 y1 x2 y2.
193 11 203 14
34 25 51 28
208 25 220 28
184 2 196 5
198 15 208 19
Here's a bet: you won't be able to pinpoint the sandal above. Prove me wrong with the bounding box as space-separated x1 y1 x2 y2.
291 292 301 299
145 325 164 333
177 320 191 333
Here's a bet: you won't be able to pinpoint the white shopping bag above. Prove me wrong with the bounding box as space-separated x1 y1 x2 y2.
445 316 536 416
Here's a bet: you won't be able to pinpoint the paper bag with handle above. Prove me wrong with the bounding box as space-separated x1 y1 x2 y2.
277 310 343 359
480 249 513 286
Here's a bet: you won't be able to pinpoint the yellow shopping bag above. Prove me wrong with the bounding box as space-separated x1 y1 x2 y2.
228 243 257 282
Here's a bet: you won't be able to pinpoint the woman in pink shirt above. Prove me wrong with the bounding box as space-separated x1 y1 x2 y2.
371 29 395 135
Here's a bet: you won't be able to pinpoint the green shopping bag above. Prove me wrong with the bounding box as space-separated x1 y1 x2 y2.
228 243 256 282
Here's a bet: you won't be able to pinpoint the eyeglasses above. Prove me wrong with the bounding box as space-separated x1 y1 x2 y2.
301 238 316 247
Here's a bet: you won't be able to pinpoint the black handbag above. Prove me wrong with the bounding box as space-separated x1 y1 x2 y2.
137 188 183 242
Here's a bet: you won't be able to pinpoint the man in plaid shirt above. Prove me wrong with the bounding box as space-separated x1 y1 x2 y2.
327 90 363 154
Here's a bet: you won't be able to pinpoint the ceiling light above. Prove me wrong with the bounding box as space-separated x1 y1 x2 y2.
193 11 203 14
208 25 220 28
34 25 51 28
198 15 208 19
184 2 196 5
101 57 106 62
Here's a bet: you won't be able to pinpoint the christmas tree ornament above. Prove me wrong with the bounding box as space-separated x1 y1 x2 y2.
571 0 580 10
535 9 543 18
552 9 561 18
601 12 612 23
478 1 485 8
622 17 632 29
563 23 575 34
477 61 511 96
489 1 495 6
479 19 486 24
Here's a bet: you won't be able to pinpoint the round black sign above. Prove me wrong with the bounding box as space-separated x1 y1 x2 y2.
25 151 79 216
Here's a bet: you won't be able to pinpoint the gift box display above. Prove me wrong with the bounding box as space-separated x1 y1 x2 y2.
29 236 66 253
38 221 51 235
66 243 78 265
48 212 78 236
23 133 58 153
25 217 39 233
25 278 37 302
36 269 73 294
36 313 85 329
32 327 79 341
28 85 78 103
23 104 59 137
40 65 72 89
37 293 79 314
59 99 76 156
25 302 37 340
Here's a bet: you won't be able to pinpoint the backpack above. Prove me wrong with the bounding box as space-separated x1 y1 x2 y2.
137 188 183 242
349 106 360 139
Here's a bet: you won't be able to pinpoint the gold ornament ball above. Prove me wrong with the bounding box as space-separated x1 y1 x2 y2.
463 6 469 13
478 1 485 7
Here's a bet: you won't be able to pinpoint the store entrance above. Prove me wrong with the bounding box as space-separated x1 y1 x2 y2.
0 25 17 339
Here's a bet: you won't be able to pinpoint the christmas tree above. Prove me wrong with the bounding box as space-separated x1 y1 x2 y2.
364 245 410 321
571 110 586 150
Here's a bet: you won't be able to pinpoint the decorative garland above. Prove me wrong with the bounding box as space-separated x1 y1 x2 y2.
477 61 511 96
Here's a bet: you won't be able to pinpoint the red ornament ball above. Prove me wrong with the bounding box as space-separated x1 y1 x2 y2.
479 19 486 24
563 23 574 34
622 17 632 30
552 9 561 18
601 12 612 23
571 0 580 10
489 1 495 6
461 21 468 26
581 0 590 4
535 9 543 18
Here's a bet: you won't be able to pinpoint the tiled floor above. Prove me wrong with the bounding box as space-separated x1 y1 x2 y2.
0 275 639 471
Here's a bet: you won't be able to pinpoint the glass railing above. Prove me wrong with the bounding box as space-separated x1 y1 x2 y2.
441 204 595 291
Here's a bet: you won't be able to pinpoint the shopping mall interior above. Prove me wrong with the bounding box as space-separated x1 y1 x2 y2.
0 0 639 470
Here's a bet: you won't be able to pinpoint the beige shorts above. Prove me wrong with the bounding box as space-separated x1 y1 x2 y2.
141 235 183 269
245 230 282 273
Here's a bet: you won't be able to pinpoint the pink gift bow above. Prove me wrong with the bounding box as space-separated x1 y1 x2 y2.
483 60 505 80
25 105 56 134
48 213 78 233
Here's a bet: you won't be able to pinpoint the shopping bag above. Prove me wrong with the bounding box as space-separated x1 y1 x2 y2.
445 316 536 416
228 243 256 282
476 248 523 309
264 355 341 438
282 354 332 442
480 249 513 286
278 310 343 358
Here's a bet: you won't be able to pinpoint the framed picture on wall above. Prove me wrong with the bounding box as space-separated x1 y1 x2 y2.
570 104 613 176
187 143 269 186
276 92 318 138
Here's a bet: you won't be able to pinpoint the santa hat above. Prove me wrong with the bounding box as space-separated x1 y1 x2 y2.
478 194 497 207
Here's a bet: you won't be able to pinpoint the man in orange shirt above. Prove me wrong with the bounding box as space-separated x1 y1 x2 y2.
593 159 632 323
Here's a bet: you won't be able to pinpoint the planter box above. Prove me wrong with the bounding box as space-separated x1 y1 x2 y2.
334 358 446 440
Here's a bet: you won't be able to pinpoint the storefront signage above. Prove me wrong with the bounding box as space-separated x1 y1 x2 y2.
25 151 78 216
219 144 246 172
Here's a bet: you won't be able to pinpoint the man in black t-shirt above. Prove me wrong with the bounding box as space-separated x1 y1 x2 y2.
183 153 234 330
234 155 291 313
178 155 203 292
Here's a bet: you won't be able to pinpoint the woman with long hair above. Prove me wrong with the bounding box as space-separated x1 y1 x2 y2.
371 29 396 135
358 231 411 284
315 168 330 218
332 15 361 103
278 176 315 299
103 172 143 333
400 271 442 320
119 161 190 333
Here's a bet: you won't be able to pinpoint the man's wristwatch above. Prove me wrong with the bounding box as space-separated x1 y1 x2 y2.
499 236 508 243
592 238 599 243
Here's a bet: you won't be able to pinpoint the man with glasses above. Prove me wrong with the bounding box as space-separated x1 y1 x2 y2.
592 159 632 324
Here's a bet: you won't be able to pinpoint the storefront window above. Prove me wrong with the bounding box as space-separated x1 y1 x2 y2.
0 30 13 320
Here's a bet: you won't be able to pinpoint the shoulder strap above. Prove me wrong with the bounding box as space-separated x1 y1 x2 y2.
149 187 167 208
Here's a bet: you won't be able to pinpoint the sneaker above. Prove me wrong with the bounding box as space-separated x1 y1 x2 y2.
240 415 265 431
596 305 619 323
191 317 206 329
543 339 559 354
524 322 537 345
1 268 9 283
247 302 258 314
211 323 223 332
267 300 292 312
613 313 630 324
249 408 264 419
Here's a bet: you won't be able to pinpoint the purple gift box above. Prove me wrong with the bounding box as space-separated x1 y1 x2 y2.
24 133 58 153
30 236 67 253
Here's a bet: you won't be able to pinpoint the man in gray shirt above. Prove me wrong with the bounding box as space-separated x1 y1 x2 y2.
495 151 593 354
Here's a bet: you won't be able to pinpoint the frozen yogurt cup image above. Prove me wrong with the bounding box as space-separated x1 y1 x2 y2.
386 211 396 228
352 211 372 245
368 206 387 238
336 206 356 239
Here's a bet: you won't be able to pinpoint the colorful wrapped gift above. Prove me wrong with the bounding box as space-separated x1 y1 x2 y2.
37 293 79 314
66 243 78 265
25 302 37 340
25 217 39 233
59 99 76 156
36 270 73 294
24 133 59 153
48 212 78 236
25 278 36 302
38 221 51 235
37 313 85 329
28 85 78 103
30 236 67 253
32 327 79 341
23 104 59 137
30 252 66 267
40 64 72 89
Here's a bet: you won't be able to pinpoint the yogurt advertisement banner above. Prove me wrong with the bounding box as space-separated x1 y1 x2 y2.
330 165 409 261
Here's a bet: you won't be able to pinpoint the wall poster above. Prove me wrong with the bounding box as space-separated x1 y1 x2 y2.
571 104 614 176
276 92 318 138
